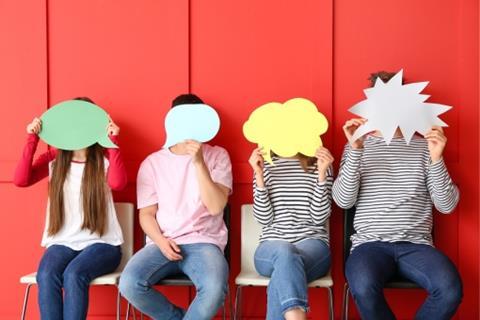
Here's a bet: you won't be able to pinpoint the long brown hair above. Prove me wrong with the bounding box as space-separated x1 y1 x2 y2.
48 143 108 236
297 154 316 172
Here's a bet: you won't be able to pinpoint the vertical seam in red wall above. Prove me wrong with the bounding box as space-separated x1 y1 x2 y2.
45 0 51 154
331 0 336 148
188 0 192 93
46 0 50 109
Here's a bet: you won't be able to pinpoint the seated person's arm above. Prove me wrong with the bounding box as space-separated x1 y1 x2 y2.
186 140 231 215
139 204 182 261
195 167 229 216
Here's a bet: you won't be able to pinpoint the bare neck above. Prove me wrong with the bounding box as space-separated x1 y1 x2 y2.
72 148 88 162
169 143 188 155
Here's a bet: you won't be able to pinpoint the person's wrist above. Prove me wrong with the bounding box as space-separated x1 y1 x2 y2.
351 142 363 150
155 236 168 247
318 166 328 180
431 155 442 164
193 156 205 166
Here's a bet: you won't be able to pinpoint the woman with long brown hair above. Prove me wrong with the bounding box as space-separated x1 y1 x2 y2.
14 98 127 320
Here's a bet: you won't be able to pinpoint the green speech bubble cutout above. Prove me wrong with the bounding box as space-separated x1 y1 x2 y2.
38 100 117 150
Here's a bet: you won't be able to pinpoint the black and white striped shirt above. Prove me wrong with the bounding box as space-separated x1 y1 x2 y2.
333 134 459 250
253 157 333 245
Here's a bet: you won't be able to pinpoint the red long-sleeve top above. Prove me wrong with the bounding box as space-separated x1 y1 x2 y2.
13 133 128 190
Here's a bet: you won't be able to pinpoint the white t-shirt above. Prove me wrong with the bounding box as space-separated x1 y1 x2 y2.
41 159 124 250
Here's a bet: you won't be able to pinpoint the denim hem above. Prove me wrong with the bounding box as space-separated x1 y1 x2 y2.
281 298 309 315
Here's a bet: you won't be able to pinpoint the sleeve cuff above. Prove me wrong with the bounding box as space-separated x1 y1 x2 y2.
255 186 268 192
27 133 40 143
108 134 120 145
316 180 327 186
347 148 363 159
429 157 447 174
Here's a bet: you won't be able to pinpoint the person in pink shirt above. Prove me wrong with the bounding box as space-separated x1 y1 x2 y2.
119 94 232 320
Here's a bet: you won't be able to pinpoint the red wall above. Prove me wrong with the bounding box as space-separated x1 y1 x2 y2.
0 1 478 319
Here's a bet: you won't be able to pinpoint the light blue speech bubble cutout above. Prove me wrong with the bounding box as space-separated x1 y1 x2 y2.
163 104 220 148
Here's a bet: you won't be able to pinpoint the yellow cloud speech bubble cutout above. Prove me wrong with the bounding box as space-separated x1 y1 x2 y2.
243 98 329 164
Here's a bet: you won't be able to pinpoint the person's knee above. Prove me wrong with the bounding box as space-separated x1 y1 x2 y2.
195 278 227 315
36 268 62 286
63 269 90 289
346 262 381 298
432 273 463 306
271 242 301 264
119 268 150 300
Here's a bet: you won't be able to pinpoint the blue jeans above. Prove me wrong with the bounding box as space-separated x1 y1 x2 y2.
36 243 122 320
119 243 228 320
346 241 462 320
254 239 331 320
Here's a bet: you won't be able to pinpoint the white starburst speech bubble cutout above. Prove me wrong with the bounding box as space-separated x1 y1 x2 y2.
349 70 451 145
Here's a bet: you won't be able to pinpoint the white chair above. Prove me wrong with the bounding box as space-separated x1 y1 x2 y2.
234 204 334 320
20 202 135 320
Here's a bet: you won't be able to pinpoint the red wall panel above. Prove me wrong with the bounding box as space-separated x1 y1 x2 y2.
0 0 47 181
0 1 47 318
0 0 477 319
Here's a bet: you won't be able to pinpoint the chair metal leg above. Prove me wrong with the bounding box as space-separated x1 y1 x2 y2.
228 286 234 320
125 302 131 320
116 287 121 320
326 286 334 320
21 284 33 320
234 285 242 320
342 283 350 320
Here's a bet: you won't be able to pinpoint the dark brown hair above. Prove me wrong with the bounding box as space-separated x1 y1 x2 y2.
368 71 397 87
48 143 108 236
297 154 317 172
171 94 204 108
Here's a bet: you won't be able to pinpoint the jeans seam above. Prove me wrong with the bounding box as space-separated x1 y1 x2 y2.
398 260 431 291
254 256 273 263
305 253 329 275
142 250 174 287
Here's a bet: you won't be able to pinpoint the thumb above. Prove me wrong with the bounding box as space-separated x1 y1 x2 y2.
170 240 181 253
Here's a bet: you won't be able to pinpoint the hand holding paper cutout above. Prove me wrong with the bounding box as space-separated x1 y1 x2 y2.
39 100 118 150
248 147 265 175
243 98 329 164
26 117 42 135
249 147 266 188
315 146 334 182
425 126 447 162
349 70 451 145
342 118 367 149
107 117 120 136
163 104 220 148
184 140 205 165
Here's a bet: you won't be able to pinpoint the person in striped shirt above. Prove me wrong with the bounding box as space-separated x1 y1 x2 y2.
333 71 462 320
250 146 333 320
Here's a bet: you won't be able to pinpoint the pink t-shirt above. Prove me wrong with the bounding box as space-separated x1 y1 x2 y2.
137 144 232 251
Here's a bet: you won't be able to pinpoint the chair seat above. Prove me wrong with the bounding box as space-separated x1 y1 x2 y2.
20 271 122 286
156 274 194 286
235 271 333 287
386 277 420 289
